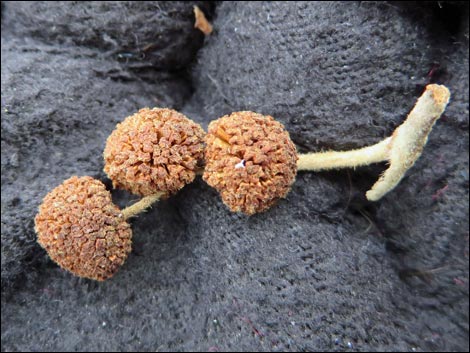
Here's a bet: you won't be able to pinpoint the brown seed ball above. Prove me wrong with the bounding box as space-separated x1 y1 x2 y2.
34 176 132 281
203 111 298 215
103 108 205 197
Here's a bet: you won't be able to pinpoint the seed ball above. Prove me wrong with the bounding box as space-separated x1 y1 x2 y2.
104 108 205 197
203 111 298 215
34 176 132 281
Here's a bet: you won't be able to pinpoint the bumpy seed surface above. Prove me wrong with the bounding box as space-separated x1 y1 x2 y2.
34 176 132 281
203 111 298 215
104 108 205 197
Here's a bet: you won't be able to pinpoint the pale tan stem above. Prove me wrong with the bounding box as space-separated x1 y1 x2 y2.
296 84 451 201
121 193 164 220
366 84 450 201
297 137 392 171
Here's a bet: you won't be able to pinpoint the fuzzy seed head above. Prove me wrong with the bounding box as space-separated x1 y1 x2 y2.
34 176 132 281
203 111 298 215
104 108 206 197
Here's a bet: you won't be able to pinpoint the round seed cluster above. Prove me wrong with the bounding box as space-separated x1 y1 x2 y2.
203 111 298 215
104 108 205 197
34 176 132 281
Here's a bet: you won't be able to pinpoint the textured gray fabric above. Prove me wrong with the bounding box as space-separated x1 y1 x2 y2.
2 1 469 351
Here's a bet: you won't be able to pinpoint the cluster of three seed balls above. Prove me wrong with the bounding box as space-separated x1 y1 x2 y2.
35 108 298 280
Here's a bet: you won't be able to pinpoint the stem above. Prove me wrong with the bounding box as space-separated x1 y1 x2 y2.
297 137 392 171
121 192 164 220
366 84 450 201
295 84 450 201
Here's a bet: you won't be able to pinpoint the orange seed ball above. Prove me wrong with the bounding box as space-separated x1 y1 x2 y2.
34 176 132 281
103 108 206 197
203 111 298 215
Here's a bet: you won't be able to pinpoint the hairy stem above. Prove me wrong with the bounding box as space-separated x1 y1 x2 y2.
366 84 450 201
121 192 165 220
297 137 392 171
296 84 450 201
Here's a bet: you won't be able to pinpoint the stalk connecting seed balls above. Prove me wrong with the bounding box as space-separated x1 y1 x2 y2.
104 108 205 197
35 176 132 281
203 111 298 215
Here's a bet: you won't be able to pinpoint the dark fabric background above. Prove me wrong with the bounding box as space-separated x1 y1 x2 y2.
1 1 469 351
